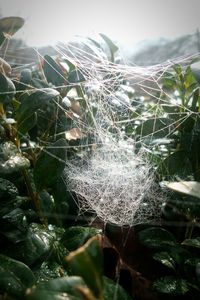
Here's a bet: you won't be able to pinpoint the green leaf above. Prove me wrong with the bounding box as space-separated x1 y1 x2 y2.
0 16 25 45
39 190 54 217
196 262 200 284
138 227 177 250
26 276 89 300
0 267 25 297
66 235 103 299
33 138 67 191
68 69 85 84
103 276 132 300
166 181 200 199
33 261 68 283
17 112 37 136
0 142 30 174
43 55 67 86
0 73 15 104
62 226 102 251
136 118 173 140
0 255 35 287
0 177 18 200
182 238 200 249
153 252 176 270
99 33 118 61
16 223 55 265
0 153 30 174
157 150 188 176
184 257 200 278
16 88 59 124
153 276 189 295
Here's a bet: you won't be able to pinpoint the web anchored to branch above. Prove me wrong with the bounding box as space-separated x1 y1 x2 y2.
55 41 200 226
5 36 200 225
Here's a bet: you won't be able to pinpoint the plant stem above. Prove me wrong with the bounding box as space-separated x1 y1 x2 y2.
185 220 195 239
22 169 47 226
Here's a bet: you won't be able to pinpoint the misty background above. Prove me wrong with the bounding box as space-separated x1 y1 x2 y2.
0 0 200 65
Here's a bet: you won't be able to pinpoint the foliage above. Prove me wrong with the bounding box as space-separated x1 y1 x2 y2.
0 16 200 300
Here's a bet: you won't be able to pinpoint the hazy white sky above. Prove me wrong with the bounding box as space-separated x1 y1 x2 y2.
0 0 200 47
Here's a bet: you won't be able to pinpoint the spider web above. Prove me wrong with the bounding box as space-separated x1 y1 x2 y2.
2 36 200 226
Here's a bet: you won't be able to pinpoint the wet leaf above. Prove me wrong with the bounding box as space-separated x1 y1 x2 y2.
157 150 189 176
33 138 67 191
62 226 102 251
26 276 89 300
138 227 177 250
17 112 37 136
153 252 176 270
184 257 200 278
0 255 35 287
0 153 30 174
0 73 15 104
0 266 25 297
16 88 59 124
43 55 67 86
68 69 85 84
16 223 55 265
33 261 67 283
66 235 103 299
136 118 173 139
182 238 200 249
0 177 18 200
103 276 132 300
39 190 54 217
153 276 189 295
99 33 118 61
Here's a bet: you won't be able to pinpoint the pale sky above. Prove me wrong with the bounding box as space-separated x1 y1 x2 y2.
0 0 200 47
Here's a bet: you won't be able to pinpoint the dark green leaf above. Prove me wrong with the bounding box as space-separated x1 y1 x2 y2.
99 33 118 61
33 138 67 191
153 252 176 270
157 150 189 176
16 223 55 265
138 227 177 250
43 55 67 86
0 267 25 297
136 118 173 140
182 238 200 249
68 69 85 84
39 190 54 217
66 235 103 299
0 177 18 200
20 69 32 85
33 261 68 283
62 226 102 251
17 112 37 136
103 276 132 300
0 73 15 104
0 255 35 287
184 257 200 278
153 276 189 295
16 88 59 124
26 276 88 300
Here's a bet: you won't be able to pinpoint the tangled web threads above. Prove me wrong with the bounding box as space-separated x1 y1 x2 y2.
67 140 161 226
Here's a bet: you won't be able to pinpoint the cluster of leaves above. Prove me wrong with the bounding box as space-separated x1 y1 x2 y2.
1 15 200 300
0 16 134 300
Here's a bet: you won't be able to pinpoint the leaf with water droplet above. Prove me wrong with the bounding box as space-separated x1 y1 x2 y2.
153 276 189 295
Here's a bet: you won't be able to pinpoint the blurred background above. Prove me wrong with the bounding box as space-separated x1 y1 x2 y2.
0 0 200 65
